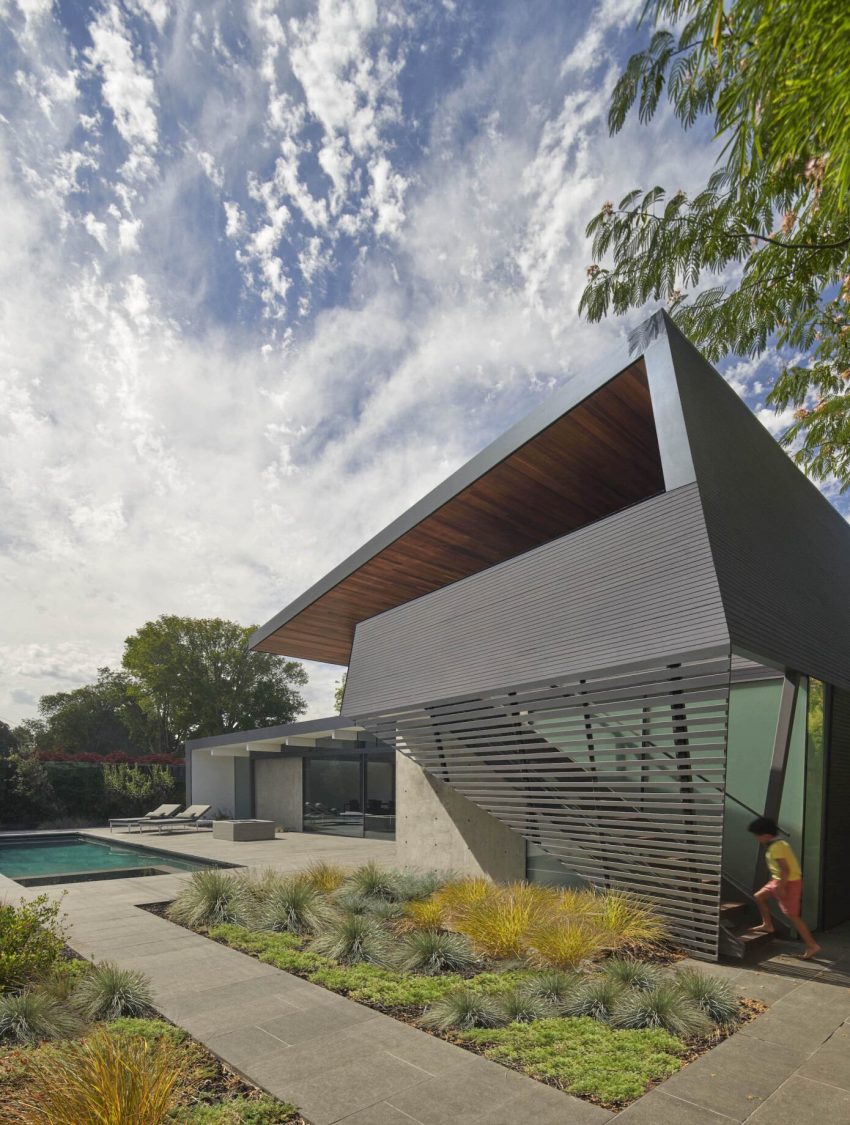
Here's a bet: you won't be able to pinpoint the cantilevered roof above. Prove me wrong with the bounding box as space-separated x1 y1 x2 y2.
250 352 665 665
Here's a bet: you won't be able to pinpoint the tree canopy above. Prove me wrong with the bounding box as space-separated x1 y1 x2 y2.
580 0 850 487
5 615 308 758
122 615 308 751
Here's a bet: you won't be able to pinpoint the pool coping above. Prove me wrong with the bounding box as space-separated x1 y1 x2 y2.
0 829 241 888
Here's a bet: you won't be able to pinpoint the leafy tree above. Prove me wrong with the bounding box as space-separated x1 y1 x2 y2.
580 0 850 487
0 720 18 756
334 672 348 714
103 762 177 817
122 615 308 750
37 668 155 757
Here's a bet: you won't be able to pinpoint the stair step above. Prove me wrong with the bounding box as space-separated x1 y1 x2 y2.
737 929 775 947
720 901 748 914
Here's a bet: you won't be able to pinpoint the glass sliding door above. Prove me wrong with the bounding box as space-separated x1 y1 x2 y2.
302 756 363 836
365 756 395 838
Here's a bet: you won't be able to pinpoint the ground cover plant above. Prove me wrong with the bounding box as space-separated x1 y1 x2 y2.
166 864 753 1108
0 896 303 1124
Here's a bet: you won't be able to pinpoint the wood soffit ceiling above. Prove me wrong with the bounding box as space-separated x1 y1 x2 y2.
254 361 664 665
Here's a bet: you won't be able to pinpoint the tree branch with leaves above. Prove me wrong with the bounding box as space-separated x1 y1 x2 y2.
580 0 850 487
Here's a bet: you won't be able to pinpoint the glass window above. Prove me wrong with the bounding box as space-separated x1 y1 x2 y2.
303 757 363 837
365 757 395 838
802 679 826 924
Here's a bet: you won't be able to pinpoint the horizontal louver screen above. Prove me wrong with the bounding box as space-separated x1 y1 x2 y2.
360 648 731 960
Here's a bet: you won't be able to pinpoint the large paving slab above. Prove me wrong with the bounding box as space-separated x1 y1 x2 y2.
6 831 850 1123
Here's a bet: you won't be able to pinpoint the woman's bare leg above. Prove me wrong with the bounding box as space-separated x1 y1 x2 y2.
786 914 821 958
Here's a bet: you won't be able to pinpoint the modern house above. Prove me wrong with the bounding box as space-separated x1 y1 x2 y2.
186 312 850 960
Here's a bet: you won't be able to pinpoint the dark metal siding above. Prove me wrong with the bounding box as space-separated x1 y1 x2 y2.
360 648 731 959
344 483 729 715
668 325 850 691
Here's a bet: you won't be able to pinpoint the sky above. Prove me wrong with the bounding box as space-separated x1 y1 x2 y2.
1 0 845 728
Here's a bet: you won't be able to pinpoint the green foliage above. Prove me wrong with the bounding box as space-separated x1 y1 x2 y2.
308 913 391 966
461 1017 686 1106
103 762 177 817
674 967 742 1027
600 958 664 992
106 1016 188 1046
518 971 580 1008
561 976 625 1022
73 961 154 1020
3 749 58 825
420 986 503 1032
253 879 321 935
340 862 401 901
170 1094 299 1124
493 987 555 1025
300 862 346 894
122 615 308 752
0 989 85 1044
37 668 154 757
0 896 66 992
333 672 347 714
167 870 250 929
393 870 451 902
393 930 480 976
580 0 850 488
611 982 713 1039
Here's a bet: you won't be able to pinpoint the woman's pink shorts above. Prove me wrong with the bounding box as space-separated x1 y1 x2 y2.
761 878 802 916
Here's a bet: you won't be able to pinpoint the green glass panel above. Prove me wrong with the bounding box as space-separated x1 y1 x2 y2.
778 677 807 878
802 679 826 924
722 680 781 892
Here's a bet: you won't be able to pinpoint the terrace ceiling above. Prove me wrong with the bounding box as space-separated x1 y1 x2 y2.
250 360 664 665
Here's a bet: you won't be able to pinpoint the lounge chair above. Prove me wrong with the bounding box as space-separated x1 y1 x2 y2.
139 804 212 833
108 804 182 833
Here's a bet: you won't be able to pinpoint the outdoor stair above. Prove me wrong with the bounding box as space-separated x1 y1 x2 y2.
717 880 793 960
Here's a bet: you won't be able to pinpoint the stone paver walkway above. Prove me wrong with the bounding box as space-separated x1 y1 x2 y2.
5 829 850 1123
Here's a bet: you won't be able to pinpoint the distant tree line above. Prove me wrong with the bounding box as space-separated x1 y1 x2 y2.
1 615 308 829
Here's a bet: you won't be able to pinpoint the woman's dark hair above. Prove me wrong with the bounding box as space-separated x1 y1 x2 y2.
748 816 778 836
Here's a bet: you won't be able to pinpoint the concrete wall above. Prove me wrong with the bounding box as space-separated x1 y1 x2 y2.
394 751 525 881
254 756 303 830
190 750 238 817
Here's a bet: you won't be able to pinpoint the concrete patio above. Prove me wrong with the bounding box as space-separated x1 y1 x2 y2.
3 829 850 1123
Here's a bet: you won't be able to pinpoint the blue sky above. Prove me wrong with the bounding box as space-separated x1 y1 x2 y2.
1 0 841 725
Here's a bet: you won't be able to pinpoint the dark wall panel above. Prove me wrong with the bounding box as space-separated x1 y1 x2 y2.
345 483 728 714
668 325 850 691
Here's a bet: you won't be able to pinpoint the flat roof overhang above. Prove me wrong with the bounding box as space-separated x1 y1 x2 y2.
250 355 665 665
186 715 363 756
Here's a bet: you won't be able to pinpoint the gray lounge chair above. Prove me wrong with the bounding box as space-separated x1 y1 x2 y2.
109 803 182 833
139 804 211 833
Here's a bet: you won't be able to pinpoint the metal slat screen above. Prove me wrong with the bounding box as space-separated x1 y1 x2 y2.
361 649 731 959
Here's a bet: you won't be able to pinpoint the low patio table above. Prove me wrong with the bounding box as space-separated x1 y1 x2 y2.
212 819 276 842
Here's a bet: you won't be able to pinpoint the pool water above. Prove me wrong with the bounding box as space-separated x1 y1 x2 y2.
0 834 225 886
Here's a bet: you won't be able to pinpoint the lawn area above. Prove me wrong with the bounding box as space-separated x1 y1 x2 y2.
163 862 750 1110
0 895 302 1124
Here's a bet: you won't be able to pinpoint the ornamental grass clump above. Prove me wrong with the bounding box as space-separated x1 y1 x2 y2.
166 869 249 929
394 930 480 976
342 862 402 901
6 1027 181 1125
393 870 451 902
674 967 742 1028
420 985 503 1032
494 987 556 1025
302 861 347 894
592 891 668 951
430 877 493 928
397 898 446 933
561 976 625 1022
0 988 85 1044
519 970 580 1008
525 921 606 971
454 884 559 961
73 962 154 1020
309 913 391 965
601 957 663 992
611 981 712 1039
255 878 321 935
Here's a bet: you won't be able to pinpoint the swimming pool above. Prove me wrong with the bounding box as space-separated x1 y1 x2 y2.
0 834 232 887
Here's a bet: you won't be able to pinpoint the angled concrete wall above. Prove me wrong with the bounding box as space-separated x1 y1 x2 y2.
395 752 525 881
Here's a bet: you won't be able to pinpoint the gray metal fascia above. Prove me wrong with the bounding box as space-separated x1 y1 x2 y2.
185 713 354 750
248 312 672 654
642 317 697 491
